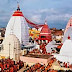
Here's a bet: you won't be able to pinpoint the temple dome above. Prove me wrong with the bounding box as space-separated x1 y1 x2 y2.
62 27 72 43
54 38 72 63
2 34 21 62
38 23 52 44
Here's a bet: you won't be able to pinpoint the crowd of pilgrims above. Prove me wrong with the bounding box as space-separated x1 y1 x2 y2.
24 57 72 72
29 48 56 55
24 58 56 72
0 56 72 72
58 61 72 69
0 58 24 72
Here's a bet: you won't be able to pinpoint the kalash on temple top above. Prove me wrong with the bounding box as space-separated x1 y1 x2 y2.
12 4 24 17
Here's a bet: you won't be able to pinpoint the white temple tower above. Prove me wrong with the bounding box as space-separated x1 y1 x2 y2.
1 34 21 62
54 36 72 63
5 5 29 45
62 17 72 43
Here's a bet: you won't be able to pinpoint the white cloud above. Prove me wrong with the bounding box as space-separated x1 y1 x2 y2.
34 8 58 14
24 8 72 26
45 14 71 22
30 15 41 23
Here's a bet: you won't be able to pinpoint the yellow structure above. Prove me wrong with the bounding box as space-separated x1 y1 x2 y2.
0 55 5 59
29 28 40 39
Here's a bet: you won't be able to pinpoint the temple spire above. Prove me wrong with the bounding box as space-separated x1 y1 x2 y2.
44 20 47 25
17 2 20 11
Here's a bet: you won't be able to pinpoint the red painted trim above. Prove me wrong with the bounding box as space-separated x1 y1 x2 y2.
24 16 44 29
12 11 24 17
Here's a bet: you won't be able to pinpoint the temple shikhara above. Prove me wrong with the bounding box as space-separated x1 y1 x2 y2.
5 5 29 46
0 3 72 72
37 21 52 44
62 17 72 43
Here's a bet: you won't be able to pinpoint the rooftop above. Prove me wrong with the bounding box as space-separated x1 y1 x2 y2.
24 53 53 59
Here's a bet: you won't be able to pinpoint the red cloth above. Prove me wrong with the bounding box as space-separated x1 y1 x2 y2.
10 67 13 72
7 64 9 69
13 65 17 71
0 64 3 71
65 63 67 68
24 17 43 29
3 63 6 69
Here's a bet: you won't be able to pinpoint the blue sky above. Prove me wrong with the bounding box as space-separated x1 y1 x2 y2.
0 0 72 29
